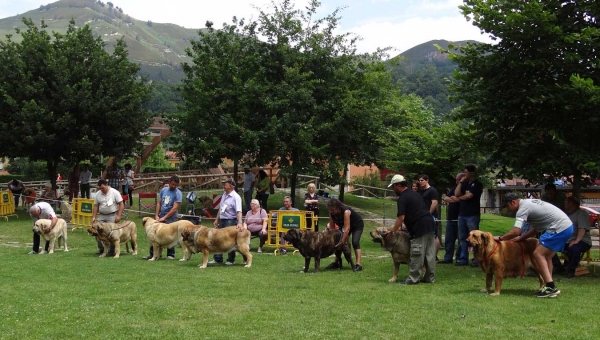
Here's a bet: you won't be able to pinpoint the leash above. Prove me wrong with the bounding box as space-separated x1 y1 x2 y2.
333 229 344 247
485 240 500 261
107 221 134 236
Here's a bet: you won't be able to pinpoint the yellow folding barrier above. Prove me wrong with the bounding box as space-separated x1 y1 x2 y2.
71 197 94 230
264 210 314 255
0 190 17 221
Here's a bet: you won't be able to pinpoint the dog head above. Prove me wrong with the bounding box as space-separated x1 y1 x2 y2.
370 226 393 246
181 225 196 243
283 229 304 245
142 217 158 230
87 225 99 237
32 220 48 235
467 230 494 253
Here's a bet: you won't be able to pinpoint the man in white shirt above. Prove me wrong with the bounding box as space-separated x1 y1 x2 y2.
92 179 124 255
79 164 92 199
209 178 243 265
242 167 255 212
29 202 58 254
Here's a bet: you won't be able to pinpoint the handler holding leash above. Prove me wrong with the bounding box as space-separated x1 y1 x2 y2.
325 198 364 272
92 179 124 255
497 193 573 298
209 178 243 265
28 202 57 254
386 175 436 285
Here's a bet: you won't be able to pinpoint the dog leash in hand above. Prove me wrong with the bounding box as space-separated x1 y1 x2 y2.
108 221 134 236
334 229 344 247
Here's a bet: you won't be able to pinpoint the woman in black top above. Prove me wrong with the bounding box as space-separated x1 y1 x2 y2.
326 198 364 271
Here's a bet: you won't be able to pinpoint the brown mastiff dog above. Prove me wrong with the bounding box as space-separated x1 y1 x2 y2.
180 224 252 268
283 229 354 273
370 227 410 282
467 230 544 295
88 221 137 258
142 217 195 261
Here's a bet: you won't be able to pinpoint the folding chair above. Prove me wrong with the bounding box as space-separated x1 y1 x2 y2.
121 194 129 220
138 192 157 217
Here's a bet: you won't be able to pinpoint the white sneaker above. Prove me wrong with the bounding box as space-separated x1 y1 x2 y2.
28 250 37 255
225 261 234 265
208 260 219 264
39 250 48 254
257 248 263 253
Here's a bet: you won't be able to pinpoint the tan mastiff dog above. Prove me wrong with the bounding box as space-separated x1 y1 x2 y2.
33 218 68 254
180 224 252 268
370 226 411 282
142 217 195 261
90 221 137 258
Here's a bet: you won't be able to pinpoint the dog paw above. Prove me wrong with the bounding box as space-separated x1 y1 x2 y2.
388 278 397 283
64 249 69 252
179 259 186 262
479 288 489 293
244 264 251 268
198 265 207 269
490 292 500 296
113 256 120 259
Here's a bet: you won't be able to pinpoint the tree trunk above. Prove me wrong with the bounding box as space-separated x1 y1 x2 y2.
339 164 348 202
290 172 297 207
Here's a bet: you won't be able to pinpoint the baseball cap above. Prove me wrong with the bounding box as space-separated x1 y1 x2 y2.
502 192 520 207
388 174 406 188
221 178 236 187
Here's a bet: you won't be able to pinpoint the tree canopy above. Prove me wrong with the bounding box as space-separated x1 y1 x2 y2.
0 18 152 188
447 0 600 195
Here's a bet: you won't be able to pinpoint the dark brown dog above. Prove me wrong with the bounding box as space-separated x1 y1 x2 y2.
467 230 544 295
370 227 411 282
180 224 252 268
282 229 354 273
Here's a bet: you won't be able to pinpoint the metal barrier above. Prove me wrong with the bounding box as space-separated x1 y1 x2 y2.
0 190 17 221
71 198 94 230
263 210 315 255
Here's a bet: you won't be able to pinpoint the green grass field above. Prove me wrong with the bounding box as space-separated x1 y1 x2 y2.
1 197 598 339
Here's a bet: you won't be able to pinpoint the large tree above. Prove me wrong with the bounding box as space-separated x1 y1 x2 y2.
0 19 152 188
447 1 600 195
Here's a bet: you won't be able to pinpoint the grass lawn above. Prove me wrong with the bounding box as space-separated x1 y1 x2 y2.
1 198 599 339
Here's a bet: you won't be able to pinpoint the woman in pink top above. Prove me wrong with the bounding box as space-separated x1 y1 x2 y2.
243 199 268 252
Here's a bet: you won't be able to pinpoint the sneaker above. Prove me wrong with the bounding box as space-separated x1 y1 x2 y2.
142 255 152 260
39 250 48 254
280 248 287 255
399 279 420 285
225 261 234 266
257 248 262 253
536 286 560 298
28 250 38 255
566 272 575 279
420 279 435 284
167 256 175 260
208 260 220 264
455 262 468 266
325 262 341 270
438 260 453 264
353 264 363 272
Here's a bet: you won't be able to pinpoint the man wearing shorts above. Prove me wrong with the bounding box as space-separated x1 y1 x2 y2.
496 193 573 298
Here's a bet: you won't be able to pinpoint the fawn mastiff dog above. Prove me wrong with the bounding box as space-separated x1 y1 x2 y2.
32 218 69 253
283 229 354 273
370 227 411 282
88 221 137 258
467 230 544 295
180 224 253 268
142 217 195 261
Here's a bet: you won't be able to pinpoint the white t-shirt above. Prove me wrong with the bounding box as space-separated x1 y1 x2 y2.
123 170 134 186
515 199 572 234
30 202 56 220
94 187 123 214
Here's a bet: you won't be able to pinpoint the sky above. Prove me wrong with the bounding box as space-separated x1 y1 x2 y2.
0 0 494 54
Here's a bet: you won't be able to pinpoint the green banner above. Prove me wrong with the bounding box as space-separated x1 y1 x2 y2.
282 215 300 229
81 202 93 213
2 193 8 203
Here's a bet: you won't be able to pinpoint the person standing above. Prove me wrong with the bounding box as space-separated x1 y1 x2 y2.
440 173 465 264
242 166 256 212
91 179 125 255
418 174 440 259
541 183 566 211
28 202 57 254
455 164 483 267
387 175 436 284
496 193 573 297
143 176 182 260
7 179 25 209
106 163 122 190
255 170 270 210
325 198 364 272
209 178 244 265
122 163 135 208
304 183 320 231
79 164 92 199
67 164 80 203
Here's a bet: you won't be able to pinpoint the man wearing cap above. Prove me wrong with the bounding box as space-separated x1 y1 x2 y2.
28 202 57 254
454 164 483 267
497 193 573 297
242 167 256 212
143 175 183 260
387 174 436 284
92 179 124 255
209 178 244 265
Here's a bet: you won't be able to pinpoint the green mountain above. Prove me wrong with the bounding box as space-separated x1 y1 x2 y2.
0 0 200 82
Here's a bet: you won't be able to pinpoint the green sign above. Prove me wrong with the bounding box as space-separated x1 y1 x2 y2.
281 215 300 229
2 193 8 203
81 202 93 213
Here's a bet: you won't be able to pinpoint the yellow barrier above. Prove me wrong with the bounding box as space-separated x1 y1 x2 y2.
264 210 315 255
71 198 94 230
0 190 17 221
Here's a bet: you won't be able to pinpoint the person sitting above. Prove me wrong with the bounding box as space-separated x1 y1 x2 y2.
555 196 592 278
273 196 299 255
7 179 25 209
243 199 268 253
40 184 59 208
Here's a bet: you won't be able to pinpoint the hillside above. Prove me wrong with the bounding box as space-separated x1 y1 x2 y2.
0 0 199 82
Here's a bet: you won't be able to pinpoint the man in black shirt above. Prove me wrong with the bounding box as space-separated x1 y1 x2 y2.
454 164 483 267
418 174 440 259
440 173 464 263
387 174 436 285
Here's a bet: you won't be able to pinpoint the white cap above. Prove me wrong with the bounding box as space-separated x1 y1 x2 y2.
388 174 406 188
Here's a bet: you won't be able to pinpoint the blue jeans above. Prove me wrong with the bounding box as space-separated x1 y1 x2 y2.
457 215 480 265
213 219 238 263
564 241 592 274
443 220 461 262
244 190 253 212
